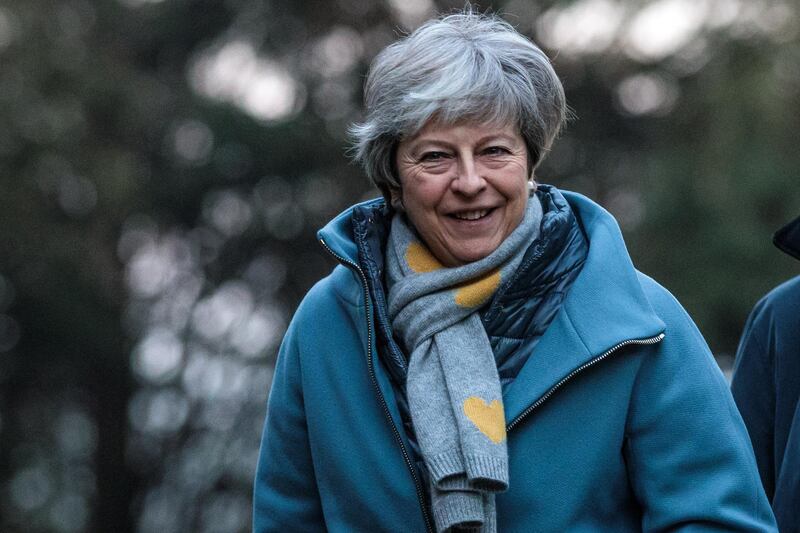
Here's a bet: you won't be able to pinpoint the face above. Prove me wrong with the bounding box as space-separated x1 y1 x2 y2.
395 121 530 267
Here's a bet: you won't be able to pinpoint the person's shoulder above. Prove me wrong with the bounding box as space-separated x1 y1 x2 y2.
630 271 730 397
732 275 800 394
756 275 800 314
746 274 800 335
281 264 363 352
634 270 693 323
633 270 718 360
296 264 361 316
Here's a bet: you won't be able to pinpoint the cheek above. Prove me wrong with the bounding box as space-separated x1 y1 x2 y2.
499 173 529 200
501 176 529 222
402 180 444 211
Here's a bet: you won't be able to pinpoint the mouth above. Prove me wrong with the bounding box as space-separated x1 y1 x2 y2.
449 208 495 221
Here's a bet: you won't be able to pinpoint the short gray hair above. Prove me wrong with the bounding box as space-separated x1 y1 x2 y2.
349 10 567 204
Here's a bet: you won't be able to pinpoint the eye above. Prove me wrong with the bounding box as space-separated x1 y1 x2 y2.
482 146 511 156
419 151 449 162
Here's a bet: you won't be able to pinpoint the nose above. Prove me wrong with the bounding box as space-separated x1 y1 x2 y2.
451 155 485 196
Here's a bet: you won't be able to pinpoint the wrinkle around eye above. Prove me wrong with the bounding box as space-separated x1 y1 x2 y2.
480 155 527 172
418 161 452 175
396 159 442 181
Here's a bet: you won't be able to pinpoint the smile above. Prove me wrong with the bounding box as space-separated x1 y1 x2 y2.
451 208 493 221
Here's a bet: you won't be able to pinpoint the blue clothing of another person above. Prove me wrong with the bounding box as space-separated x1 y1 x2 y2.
732 214 800 532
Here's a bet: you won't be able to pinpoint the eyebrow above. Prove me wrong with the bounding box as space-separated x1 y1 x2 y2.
409 132 519 151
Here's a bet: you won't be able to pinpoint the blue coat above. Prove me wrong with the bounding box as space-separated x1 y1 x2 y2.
732 215 800 531
254 190 776 532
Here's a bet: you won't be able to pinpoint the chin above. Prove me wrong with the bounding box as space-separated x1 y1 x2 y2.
453 246 496 265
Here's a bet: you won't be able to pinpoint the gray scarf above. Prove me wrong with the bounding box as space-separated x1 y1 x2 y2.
386 196 543 532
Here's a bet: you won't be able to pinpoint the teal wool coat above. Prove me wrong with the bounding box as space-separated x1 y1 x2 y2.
254 190 776 532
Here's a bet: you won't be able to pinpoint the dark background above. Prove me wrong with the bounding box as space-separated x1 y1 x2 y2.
1 0 798 531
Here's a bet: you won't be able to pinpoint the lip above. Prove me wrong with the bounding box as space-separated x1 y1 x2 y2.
443 206 499 230
447 206 497 219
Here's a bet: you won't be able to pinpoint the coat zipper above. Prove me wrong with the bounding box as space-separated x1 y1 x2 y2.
319 238 435 533
506 333 666 431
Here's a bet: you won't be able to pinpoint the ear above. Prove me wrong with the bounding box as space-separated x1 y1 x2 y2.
389 187 404 212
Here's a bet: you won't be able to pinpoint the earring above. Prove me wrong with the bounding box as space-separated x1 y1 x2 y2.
528 178 538 197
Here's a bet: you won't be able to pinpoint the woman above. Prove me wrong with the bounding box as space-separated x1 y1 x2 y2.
253 11 776 532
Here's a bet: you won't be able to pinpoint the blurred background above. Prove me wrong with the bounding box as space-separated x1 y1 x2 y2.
0 0 798 531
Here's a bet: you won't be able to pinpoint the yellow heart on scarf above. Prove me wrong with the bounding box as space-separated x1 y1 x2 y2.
455 270 501 308
463 397 507 444
406 242 443 273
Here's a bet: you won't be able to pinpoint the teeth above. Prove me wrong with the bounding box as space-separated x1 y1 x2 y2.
454 209 489 220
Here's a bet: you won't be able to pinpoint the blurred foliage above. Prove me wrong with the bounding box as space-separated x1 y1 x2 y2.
0 0 798 531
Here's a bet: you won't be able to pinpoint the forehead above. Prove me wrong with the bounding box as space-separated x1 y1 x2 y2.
404 119 523 145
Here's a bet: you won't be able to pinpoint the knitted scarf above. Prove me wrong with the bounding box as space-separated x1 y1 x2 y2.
386 196 543 532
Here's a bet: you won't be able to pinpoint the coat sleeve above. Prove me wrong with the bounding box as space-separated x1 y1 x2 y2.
730 299 776 500
623 295 777 531
253 316 325 532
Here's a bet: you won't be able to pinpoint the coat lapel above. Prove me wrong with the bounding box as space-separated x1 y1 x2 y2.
503 192 666 426
503 304 592 425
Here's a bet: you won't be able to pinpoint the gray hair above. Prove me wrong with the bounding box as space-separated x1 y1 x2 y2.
349 10 567 204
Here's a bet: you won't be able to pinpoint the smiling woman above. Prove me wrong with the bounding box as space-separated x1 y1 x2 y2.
253 9 777 533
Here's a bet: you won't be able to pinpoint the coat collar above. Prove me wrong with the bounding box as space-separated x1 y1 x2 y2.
318 197 386 266
502 191 666 425
774 215 800 261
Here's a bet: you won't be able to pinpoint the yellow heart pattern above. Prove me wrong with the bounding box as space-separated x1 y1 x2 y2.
455 270 501 308
405 242 502 310
406 242 444 273
463 397 507 444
